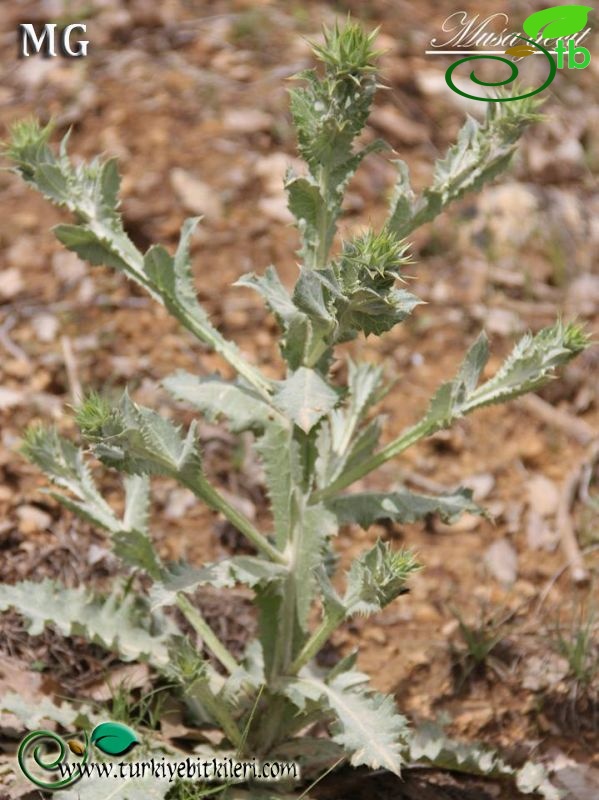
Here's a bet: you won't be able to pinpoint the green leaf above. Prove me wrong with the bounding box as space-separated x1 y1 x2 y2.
76 390 202 484
388 100 542 238
408 721 561 799
285 671 408 775
274 367 339 433
6 120 271 397
90 722 139 756
255 423 303 548
316 361 384 487
523 5 592 39
330 487 482 528
236 266 313 368
21 427 163 579
344 541 420 615
123 475 150 534
0 692 96 730
112 529 164 580
0 579 175 666
416 322 587 435
150 556 287 609
463 321 589 412
164 372 278 433
294 502 338 629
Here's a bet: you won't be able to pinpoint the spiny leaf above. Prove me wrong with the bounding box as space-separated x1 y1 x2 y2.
388 98 542 238
415 322 587 435
330 486 482 528
254 423 303 548
76 390 203 484
164 372 280 433
344 541 420 615
316 361 384 486
274 368 339 433
0 692 97 731
5 120 271 397
21 426 119 532
150 556 287 609
408 721 561 799
0 579 175 666
285 671 408 775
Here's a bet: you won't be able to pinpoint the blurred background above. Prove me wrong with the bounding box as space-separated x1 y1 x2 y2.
0 1 597 796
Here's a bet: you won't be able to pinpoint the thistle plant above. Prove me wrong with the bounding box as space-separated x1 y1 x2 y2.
0 20 586 800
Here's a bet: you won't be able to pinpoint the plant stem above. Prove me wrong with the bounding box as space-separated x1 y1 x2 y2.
312 418 430 502
190 478 287 565
188 678 244 750
288 612 342 675
176 594 239 674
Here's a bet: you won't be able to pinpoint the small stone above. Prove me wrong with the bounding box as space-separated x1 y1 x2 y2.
463 472 495 502
258 195 293 224
484 538 518 584
16 505 52 534
222 108 273 135
0 268 24 300
31 314 59 343
170 168 223 220
0 388 23 410
527 474 560 517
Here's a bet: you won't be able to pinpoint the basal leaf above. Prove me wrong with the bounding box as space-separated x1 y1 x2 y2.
0 579 175 666
286 671 408 775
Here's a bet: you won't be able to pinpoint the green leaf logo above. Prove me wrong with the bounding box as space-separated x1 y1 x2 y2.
523 5 592 39
90 722 139 756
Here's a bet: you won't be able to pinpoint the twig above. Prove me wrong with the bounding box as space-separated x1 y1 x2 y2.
0 313 30 362
60 335 83 404
557 440 599 585
518 393 595 445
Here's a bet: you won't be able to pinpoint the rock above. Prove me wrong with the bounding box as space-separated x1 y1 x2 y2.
448 512 482 532
477 182 539 249
254 152 302 195
463 472 495 502
527 474 560 517
170 168 223 220
0 268 24 300
484 538 518 584
369 104 428 145
7 237 44 270
522 653 569 691
31 314 59 343
258 195 293 224
526 509 558 551
566 274 599 318
164 488 196 520
483 307 524 337
16 505 52 534
0 388 23 410
52 250 87 284
222 108 273 135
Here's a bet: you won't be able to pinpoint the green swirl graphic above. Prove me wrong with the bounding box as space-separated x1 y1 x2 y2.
17 729 89 790
444 35 557 102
